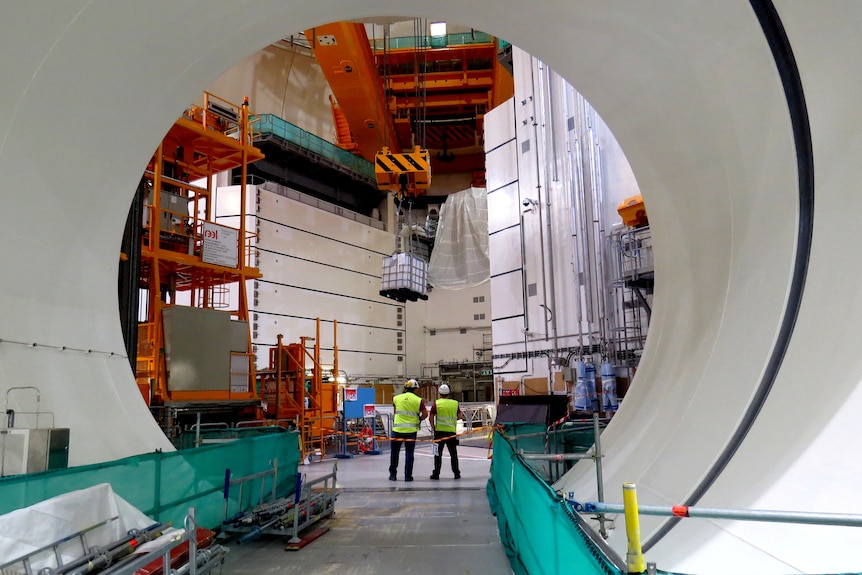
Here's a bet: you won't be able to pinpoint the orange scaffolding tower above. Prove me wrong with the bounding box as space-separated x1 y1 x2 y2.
135 92 265 433
258 319 340 461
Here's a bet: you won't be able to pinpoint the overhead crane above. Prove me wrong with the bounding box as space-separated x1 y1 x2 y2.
306 22 513 196
303 22 401 163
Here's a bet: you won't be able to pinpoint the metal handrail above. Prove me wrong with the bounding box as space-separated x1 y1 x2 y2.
573 498 862 528
571 482 862 574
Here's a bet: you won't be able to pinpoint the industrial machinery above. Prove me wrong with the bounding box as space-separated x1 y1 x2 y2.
256 320 340 460
1 387 69 477
374 146 432 199
617 194 648 227
131 92 265 436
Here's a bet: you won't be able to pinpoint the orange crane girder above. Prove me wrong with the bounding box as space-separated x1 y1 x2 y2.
305 23 400 162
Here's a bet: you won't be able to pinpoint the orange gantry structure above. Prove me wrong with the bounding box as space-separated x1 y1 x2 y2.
305 22 513 184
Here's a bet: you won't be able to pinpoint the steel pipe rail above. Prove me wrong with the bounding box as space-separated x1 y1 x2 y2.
571 500 862 528
519 451 598 461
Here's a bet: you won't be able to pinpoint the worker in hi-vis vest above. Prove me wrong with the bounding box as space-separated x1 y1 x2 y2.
429 384 465 480
389 379 428 482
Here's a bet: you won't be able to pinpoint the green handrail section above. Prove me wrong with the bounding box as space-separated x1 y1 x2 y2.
0 432 302 530
370 31 495 51
174 425 288 450
255 114 376 182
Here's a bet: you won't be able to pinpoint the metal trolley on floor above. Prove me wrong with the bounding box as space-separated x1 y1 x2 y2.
221 463 337 548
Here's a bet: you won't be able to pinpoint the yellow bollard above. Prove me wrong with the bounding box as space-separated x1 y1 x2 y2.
623 482 646 573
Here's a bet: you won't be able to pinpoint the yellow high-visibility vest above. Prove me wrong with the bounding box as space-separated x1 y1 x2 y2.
393 392 421 433
434 398 459 433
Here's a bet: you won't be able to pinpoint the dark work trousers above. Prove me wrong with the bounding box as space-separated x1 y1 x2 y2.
432 430 460 477
389 431 418 480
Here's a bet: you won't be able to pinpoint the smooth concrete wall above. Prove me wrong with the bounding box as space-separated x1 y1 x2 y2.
206 43 336 142
422 284 492 366
1 2 860 573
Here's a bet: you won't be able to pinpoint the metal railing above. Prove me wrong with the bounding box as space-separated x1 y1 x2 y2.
570 482 862 574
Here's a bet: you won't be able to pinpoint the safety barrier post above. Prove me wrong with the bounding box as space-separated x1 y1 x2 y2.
593 412 608 538
623 482 646 574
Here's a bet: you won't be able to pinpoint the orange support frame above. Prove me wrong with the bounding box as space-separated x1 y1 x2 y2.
261 319 340 461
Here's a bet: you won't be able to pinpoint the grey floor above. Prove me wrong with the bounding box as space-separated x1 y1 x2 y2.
220 443 513 574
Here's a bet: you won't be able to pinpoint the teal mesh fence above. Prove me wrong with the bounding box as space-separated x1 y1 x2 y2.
255 114 375 181
0 432 301 530
488 428 621 575
370 31 494 51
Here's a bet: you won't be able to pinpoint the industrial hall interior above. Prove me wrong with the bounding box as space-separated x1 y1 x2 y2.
3 3 862 575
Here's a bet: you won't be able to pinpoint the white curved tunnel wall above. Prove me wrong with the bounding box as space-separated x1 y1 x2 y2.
1 2 860 573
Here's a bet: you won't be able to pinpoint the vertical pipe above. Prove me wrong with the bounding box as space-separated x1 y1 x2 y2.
511 80 529 339
568 124 585 349
275 334 283 419
188 508 198 575
623 482 646 573
152 143 167 399
195 412 201 448
222 468 231 523
574 97 594 353
239 97 249 272
588 114 609 347
333 319 339 414
542 66 560 352
531 59 549 343
341 388 349 456
519 210 530 333
593 411 607 537
315 319 322 456
581 97 602 357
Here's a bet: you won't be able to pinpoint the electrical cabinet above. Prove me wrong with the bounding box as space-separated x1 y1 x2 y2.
0 428 70 476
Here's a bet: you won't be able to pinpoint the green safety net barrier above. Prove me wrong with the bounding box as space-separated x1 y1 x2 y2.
255 114 376 181
0 432 301 530
488 427 621 575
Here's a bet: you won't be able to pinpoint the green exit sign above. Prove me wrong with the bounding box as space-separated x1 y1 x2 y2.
480 369 493 376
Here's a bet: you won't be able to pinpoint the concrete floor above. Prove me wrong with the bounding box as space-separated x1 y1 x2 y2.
220 443 513 574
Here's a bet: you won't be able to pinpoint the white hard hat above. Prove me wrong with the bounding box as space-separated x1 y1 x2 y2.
439 384 450 395
404 379 419 389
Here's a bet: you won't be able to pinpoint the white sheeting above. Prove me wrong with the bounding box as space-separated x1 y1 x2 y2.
427 187 490 289
0 483 154 569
